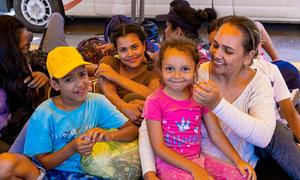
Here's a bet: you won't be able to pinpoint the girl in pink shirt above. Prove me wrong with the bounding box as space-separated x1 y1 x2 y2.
143 37 256 180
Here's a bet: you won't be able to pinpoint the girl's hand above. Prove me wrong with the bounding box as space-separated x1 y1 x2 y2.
193 80 222 110
95 63 119 81
24 71 49 88
144 171 160 180
190 166 214 180
70 135 94 156
236 160 256 180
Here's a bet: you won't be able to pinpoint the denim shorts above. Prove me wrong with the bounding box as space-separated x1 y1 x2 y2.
31 158 107 180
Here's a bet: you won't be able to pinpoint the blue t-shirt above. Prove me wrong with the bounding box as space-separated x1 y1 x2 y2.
24 93 128 173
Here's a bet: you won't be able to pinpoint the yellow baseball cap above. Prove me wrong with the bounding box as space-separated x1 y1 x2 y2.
46 46 91 79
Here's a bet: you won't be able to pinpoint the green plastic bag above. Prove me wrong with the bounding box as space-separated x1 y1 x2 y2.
81 139 141 180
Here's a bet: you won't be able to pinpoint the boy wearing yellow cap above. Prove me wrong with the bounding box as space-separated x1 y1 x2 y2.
0 46 138 179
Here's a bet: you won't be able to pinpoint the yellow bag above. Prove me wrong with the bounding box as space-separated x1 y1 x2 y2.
81 139 141 180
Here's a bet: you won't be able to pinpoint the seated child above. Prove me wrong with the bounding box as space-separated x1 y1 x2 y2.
144 37 255 180
0 46 138 180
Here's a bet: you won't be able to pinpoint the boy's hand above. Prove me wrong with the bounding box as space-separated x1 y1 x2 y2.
235 160 256 180
70 135 94 156
84 128 114 142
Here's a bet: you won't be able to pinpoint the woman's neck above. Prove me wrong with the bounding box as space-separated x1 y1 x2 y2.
120 63 145 78
211 65 246 85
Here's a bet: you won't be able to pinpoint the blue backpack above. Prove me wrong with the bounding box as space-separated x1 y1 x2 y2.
104 15 133 42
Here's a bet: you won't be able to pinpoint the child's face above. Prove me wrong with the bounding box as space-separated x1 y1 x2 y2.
116 33 146 69
161 47 195 93
54 66 89 107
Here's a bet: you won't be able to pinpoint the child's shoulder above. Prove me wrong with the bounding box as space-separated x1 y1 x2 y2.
146 88 164 101
86 92 106 101
34 98 54 112
30 98 55 121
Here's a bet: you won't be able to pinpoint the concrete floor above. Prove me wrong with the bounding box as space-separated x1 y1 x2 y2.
32 17 300 63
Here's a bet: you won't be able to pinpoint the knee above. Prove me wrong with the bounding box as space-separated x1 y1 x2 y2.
273 122 293 143
50 12 64 21
0 153 18 178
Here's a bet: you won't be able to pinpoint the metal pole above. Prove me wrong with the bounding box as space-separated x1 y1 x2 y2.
138 0 144 24
131 0 136 22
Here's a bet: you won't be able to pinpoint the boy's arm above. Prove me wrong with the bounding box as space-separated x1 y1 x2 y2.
111 120 138 141
146 119 212 179
85 121 138 142
35 135 94 170
203 112 255 178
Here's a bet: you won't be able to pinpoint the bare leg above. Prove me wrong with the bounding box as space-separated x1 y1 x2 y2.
0 153 40 180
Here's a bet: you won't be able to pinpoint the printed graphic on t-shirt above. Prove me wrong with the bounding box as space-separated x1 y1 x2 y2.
162 108 202 156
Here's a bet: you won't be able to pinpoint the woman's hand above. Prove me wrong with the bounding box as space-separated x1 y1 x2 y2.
193 80 222 110
235 160 256 180
121 102 143 125
24 71 49 88
95 63 119 82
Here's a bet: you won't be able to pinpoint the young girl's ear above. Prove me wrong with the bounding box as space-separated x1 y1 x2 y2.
49 79 60 91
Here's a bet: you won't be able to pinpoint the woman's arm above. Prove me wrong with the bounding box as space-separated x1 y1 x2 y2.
98 77 142 122
138 121 157 176
146 119 212 179
96 63 159 97
194 76 276 147
86 64 98 76
212 97 276 147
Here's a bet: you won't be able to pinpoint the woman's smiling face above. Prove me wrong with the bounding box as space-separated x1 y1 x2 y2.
209 23 248 75
116 33 146 69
